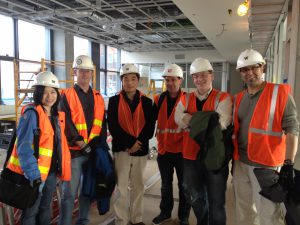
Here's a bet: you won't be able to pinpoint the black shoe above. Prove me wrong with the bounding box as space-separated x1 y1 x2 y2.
152 214 171 225
180 221 189 225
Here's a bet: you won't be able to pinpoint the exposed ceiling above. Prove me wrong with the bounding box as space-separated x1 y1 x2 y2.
0 0 214 52
0 0 287 63
173 0 287 63
250 0 287 54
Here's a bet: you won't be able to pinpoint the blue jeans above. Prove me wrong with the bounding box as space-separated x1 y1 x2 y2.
205 165 229 225
157 153 191 222
21 172 57 225
183 160 229 225
59 155 91 225
183 159 208 225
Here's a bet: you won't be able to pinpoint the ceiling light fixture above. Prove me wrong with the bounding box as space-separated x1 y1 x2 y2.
237 0 249 17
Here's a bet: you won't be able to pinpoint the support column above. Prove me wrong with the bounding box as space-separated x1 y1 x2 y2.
52 30 74 88
288 0 300 172
293 0 300 121
91 42 100 91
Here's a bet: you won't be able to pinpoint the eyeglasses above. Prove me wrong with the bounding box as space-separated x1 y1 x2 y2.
240 65 262 73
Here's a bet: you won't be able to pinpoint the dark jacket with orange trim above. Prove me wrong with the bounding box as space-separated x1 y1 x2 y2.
107 90 155 156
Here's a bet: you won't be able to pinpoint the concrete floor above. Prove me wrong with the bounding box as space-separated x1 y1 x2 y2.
87 159 236 225
0 148 236 225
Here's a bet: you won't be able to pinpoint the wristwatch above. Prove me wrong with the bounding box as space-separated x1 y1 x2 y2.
284 159 294 166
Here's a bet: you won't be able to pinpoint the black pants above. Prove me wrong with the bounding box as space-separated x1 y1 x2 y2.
285 169 300 225
157 152 191 222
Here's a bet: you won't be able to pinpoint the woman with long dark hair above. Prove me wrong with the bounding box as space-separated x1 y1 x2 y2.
6 71 71 225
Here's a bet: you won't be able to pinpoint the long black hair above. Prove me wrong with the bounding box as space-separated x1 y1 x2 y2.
33 85 60 116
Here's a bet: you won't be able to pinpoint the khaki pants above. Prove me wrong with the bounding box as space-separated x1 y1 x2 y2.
232 160 284 225
114 151 147 225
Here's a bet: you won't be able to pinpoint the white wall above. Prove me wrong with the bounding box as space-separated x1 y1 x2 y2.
121 49 225 64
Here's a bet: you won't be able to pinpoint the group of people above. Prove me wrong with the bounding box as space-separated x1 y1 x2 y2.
152 49 299 225
4 47 300 225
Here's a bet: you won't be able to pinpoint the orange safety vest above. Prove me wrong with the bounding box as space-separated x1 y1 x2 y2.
64 88 105 150
7 105 71 181
155 91 186 154
232 83 290 166
118 91 145 138
183 89 229 160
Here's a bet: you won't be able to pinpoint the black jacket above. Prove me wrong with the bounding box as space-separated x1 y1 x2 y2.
107 91 155 156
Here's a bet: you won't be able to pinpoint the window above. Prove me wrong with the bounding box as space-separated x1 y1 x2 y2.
0 14 14 104
18 20 49 101
0 14 14 57
100 44 105 70
100 71 106 95
0 61 14 104
18 20 47 61
107 72 118 96
107 46 118 71
106 47 119 96
74 36 91 58
150 64 164 88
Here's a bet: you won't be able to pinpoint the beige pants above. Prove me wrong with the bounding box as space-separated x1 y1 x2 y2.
114 151 148 225
232 160 284 225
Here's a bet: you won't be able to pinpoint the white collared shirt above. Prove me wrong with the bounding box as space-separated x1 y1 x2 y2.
175 88 232 130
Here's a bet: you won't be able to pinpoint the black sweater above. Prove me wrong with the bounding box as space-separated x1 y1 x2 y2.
107 91 155 156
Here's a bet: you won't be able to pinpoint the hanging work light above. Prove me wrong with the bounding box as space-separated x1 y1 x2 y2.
237 0 249 16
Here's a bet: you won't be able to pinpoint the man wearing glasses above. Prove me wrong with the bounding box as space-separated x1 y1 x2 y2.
175 57 232 225
232 49 299 225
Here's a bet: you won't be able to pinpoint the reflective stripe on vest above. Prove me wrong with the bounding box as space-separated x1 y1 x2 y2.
156 127 182 134
248 85 283 137
7 105 54 181
64 88 105 149
155 90 186 154
8 155 20 166
76 123 87 130
232 83 290 166
7 107 71 181
214 91 221 110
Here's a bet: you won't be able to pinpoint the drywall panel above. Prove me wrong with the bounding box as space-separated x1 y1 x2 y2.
121 49 225 64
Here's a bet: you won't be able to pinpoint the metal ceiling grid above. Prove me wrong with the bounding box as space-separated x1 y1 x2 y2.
249 0 286 54
0 0 214 52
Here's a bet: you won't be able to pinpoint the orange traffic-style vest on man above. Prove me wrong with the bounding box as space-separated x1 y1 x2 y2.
63 88 105 150
183 89 229 160
232 83 290 166
118 91 145 138
7 105 71 181
155 91 186 155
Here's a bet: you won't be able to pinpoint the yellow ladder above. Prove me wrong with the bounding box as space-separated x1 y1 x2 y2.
147 79 166 99
13 58 96 123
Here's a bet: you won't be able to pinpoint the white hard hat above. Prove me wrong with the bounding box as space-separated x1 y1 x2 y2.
73 55 94 70
162 64 184 79
33 71 60 88
236 49 266 70
120 63 140 77
190 57 213 75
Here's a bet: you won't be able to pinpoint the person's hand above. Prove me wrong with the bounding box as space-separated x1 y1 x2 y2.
30 178 42 189
128 140 142 154
279 161 294 190
80 143 92 155
182 113 192 127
